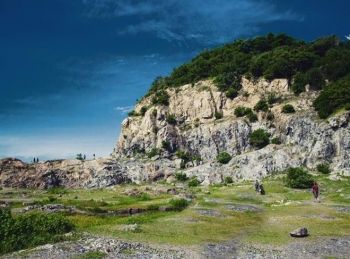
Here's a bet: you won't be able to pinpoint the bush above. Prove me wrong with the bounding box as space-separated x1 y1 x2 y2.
271 137 281 144
0 208 75 255
140 106 148 116
217 152 232 164
266 112 274 121
234 106 246 117
128 110 137 116
247 112 258 122
285 167 314 189
225 176 233 184
152 109 157 116
174 171 188 182
316 163 331 174
254 100 269 112
188 176 200 187
249 129 270 148
226 88 238 99
174 150 190 161
180 161 186 169
166 114 176 124
161 140 170 150
147 148 160 158
151 90 169 105
282 104 296 113
215 112 223 119
169 198 189 210
267 91 279 104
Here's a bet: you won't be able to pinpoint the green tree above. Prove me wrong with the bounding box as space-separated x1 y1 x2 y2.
313 74 350 118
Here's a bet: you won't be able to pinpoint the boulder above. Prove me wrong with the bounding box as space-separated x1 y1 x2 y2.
290 227 308 237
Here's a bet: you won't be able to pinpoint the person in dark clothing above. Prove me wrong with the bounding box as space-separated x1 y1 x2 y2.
259 184 265 195
311 181 319 202
255 180 260 192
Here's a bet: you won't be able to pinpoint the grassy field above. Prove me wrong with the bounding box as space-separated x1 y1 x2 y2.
1 172 350 248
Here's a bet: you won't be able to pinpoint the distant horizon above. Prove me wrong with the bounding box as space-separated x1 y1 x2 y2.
1 0 350 163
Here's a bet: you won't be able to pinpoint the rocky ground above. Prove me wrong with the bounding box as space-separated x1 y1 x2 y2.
2 233 350 259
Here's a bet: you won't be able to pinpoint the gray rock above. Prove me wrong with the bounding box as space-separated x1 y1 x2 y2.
290 227 308 237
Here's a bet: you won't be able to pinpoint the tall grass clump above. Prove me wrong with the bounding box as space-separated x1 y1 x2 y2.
169 198 189 210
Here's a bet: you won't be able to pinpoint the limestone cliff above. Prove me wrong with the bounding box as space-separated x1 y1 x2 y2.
1 78 349 188
113 77 350 181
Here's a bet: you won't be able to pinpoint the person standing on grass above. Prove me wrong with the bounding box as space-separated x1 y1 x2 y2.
254 180 259 192
311 181 319 202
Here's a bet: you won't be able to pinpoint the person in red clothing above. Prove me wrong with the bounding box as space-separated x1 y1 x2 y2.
311 181 319 202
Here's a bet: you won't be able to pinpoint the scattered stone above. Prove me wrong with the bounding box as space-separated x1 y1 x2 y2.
226 204 262 212
196 209 226 217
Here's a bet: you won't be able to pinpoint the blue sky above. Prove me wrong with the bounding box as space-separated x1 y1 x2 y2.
1 0 349 162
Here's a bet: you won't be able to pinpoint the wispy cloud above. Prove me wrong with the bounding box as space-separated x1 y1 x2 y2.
82 0 303 45
115 106 134 114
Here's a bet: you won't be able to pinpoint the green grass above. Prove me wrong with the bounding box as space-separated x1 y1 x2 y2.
3 173 350 249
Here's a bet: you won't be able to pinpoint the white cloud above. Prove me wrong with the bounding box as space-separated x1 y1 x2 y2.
115 106 134 114
82 0 303 44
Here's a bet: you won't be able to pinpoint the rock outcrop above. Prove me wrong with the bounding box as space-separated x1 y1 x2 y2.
1 77 350 188
112 78 350 181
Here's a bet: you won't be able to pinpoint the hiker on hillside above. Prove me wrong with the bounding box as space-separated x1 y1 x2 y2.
254 180 260 192
311 181 319 202
259 184 265 195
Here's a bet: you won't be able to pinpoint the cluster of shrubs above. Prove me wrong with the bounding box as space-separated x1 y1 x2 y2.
0 208 74 255
234 106 258 122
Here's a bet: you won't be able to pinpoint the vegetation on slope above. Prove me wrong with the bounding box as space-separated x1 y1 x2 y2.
142 33 350 119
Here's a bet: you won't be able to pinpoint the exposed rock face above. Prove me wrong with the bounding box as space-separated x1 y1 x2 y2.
0 158 131 189
111 78 350 182
1 78 350 188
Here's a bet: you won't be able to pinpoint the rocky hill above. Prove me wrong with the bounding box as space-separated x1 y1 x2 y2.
113 76 350 180
0 76 349 189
